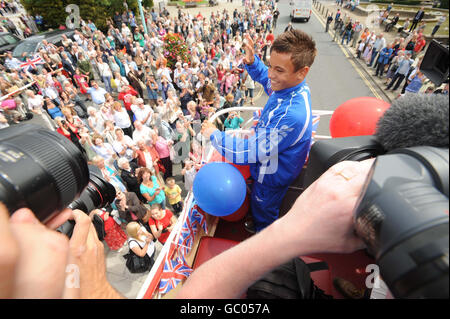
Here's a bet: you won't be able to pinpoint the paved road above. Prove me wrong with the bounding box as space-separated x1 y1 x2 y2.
257 0 378 137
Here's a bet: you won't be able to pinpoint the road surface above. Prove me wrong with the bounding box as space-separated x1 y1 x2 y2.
255 0 379 137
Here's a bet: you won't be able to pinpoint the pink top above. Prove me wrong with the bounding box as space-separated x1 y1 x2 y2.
225 74 235 88
154 136 170 159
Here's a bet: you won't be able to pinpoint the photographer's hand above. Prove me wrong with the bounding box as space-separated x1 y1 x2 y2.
0 204 71 298
63 209 123 299
277 159 375 256
177 159 374 299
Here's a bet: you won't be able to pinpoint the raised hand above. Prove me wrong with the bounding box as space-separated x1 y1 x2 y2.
243 34 255 65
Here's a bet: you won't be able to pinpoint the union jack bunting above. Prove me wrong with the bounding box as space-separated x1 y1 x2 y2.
176 211 197 260
159 255 193 294
191 205 208 233
175 201 209 264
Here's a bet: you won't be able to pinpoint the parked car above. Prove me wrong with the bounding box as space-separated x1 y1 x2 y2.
0 32 22 62
12 29 76 60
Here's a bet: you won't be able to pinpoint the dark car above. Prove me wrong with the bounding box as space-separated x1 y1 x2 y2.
12 29 76 60
0 32 22 62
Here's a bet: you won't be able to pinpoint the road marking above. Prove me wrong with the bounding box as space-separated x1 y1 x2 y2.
311 6 383 100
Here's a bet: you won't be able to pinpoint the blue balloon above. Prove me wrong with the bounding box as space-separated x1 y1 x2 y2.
193 162 246 217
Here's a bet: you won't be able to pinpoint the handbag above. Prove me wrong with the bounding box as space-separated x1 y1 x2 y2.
123 239 154 273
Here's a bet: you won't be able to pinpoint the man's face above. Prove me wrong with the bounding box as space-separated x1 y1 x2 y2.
267 51 308 92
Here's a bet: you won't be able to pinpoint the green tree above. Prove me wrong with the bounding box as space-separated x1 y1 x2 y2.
21 0 66 29
20 0 154 32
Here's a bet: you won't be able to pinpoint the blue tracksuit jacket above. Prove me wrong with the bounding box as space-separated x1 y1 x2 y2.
210 55 313 230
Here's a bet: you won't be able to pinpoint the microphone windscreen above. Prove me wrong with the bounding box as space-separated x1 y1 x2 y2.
375 94 449 152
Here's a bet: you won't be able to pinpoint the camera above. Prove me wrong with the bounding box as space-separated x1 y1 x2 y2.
0 124 116 238
302 136 449 298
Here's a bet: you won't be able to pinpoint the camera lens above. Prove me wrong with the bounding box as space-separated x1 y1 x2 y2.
58 167 116 239
68 168 116 213
0 124 89 223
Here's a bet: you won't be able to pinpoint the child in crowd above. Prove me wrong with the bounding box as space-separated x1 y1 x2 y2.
356 40 365 59
164 177 183 216
181 159 197 192
224 111 244 130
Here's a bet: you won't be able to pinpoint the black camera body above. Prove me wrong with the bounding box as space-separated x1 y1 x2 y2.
303 136 449 299
0 124 116 237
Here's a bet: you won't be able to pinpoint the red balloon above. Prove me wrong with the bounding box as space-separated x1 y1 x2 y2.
330 97 391 138
221 194 250 222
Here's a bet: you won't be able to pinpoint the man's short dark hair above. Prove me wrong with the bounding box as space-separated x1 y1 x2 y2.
271 29 317 72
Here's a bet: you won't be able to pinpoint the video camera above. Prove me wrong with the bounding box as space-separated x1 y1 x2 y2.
0 124 116 238
302 135 449 299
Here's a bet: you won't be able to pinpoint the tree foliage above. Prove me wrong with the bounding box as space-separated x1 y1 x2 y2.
20 0 154 31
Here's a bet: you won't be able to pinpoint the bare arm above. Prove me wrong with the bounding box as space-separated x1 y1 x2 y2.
176 159 374 299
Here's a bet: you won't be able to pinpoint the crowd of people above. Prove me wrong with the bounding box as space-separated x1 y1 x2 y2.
0 0 281 267
0 0 38 38
327 2 448 96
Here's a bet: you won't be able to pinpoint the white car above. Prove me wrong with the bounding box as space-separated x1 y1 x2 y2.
290 0 312 22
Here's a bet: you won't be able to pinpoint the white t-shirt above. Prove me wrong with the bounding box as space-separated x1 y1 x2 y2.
131 104 153 127
132 125 154 144
112 136 135 161
113 109 131 129
27 95 44 112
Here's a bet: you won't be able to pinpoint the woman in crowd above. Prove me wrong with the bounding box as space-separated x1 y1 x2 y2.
90 134 117 167
93 155 126 192
117 157 142 201
152 131 173 180
26 89 45 115
115 189 148 224
147 203 177 245
61 106 84 129
135 139 160 174
112 127 137 164
112 101 133 138
44 97 64 119
125 221 155 261
87 106 105 135
137 167 166 209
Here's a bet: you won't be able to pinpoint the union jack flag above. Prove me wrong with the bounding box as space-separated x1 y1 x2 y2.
20 54 43 71
175 201 208 262
191 205 207 233
176 211 197 259
159 255 193 294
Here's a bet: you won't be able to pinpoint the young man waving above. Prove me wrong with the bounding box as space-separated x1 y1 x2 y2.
202 30 317 232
